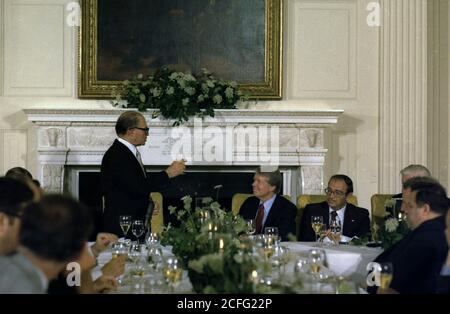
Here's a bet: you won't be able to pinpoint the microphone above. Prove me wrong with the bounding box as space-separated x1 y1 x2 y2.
145 199 155 231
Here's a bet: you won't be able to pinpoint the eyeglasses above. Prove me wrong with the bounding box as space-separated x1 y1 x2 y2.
324 187 346 197
130 127 149 133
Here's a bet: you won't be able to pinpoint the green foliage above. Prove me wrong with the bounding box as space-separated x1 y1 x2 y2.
160 196 259 293
375 217 409 250
113 67 245 126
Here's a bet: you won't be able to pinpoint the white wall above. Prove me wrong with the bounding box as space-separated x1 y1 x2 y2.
4 0 441 211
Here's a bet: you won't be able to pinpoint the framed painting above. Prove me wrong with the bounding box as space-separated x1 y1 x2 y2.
78 0 282 99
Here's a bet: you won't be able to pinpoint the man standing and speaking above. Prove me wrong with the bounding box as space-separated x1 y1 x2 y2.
101 111 185 236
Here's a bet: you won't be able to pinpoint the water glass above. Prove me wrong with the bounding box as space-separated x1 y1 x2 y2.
132 220 145 243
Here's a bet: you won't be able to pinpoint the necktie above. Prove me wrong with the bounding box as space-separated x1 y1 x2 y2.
330 210 338 222
135 149 147 178
330 210 341 232
255 203 265 234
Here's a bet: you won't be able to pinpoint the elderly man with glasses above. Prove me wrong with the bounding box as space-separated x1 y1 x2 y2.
298 174 371 242
101 111 186 237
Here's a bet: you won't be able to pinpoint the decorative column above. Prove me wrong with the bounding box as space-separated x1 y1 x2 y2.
379 0 428 192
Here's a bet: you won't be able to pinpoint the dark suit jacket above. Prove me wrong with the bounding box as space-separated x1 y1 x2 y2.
368 215 448 294
298 201 371 241
100 139 170 236
437 272 450 294
239 195 297 241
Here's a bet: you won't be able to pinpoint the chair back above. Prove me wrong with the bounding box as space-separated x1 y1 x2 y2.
370 194 394 226
295 194 358 238
231 193 292 216
150 192 164 234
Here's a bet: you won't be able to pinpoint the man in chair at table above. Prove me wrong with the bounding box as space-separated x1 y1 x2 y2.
368 177 448 294
238 168 297 241
298 174 371 242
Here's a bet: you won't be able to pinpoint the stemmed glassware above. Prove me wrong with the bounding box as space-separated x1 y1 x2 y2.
264 227 278 238
311 216 324 243
379 262 393 289
163 257 183 293
119 215 132 239
132 220 145 243
308 249 326 277
246 219 256 235
146 232 160 247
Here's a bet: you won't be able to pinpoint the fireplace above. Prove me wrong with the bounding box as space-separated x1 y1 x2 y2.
25 108 343 212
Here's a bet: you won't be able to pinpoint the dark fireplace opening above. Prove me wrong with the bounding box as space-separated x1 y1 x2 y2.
78 170 278 237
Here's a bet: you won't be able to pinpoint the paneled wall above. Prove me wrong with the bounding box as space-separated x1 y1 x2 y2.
0 0 448 209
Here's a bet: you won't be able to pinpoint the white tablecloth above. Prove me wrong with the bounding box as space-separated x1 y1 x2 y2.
283 242 382 285
98 242 382 293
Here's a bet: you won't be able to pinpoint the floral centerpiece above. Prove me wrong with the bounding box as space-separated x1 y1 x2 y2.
160 196 259 293
372 199 410 250
113 67 244 126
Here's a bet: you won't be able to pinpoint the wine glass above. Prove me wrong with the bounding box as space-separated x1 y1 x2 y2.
128 243 142 264
147 246 163 271
308 249 326 277
119 215 132 239
246 219 256 235
379 262 393 289
111 242 128 259
132 220 145 243
163 257 183 293
311 216 324 243
259 235 276 261
146 232 160 247
264 227 279 244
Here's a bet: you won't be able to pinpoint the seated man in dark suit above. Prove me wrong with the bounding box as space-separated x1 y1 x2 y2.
368 177 448 294
238 167 297 241
298 174 370 242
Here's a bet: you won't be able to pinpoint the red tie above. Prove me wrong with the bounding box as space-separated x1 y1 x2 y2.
255 203 265 234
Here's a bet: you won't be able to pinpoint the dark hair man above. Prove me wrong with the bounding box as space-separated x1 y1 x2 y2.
298 174 370 241
0 194 93 293
239 167 297 241
0 177 34 255
369 177 448 294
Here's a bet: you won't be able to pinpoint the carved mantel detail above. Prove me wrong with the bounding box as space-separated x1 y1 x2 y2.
25 109 342 198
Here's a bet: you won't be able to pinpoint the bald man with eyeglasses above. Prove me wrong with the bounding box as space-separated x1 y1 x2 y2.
298 174 371 242
101 111 186 237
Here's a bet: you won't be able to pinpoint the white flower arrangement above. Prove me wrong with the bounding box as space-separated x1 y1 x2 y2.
113 67 245 126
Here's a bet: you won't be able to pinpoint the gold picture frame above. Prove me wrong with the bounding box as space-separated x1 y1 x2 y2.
78 0 282 99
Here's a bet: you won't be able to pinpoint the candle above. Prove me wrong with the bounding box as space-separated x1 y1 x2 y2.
219 238 224 254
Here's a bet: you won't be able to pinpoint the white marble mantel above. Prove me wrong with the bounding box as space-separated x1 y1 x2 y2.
24 108 343 199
